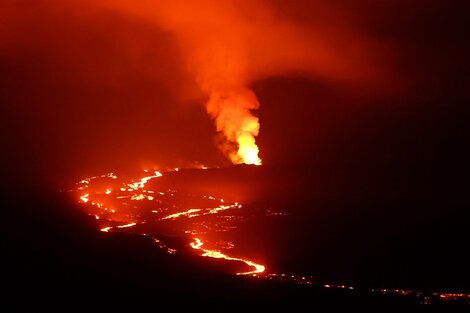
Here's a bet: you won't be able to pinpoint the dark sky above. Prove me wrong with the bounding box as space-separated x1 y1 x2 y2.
1 0 468 188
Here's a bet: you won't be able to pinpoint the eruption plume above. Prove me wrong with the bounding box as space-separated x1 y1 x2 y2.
95 0 393 166
97 0 269 165
0 0 392 168
206 87 261 165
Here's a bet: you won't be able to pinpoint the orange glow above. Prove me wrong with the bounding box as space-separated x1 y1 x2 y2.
161 208 201 220
437 293 470 300
208 203 240 214
80 194 89 203
190 238 265 275
237 132 261 165
75 169 267 277
74 168 470 304
130 194 154 201
116 222 137 228
128 171 162 189
207 88 262 165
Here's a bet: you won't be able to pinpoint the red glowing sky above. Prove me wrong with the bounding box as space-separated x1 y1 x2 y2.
1 1 469 304
1 0 467 187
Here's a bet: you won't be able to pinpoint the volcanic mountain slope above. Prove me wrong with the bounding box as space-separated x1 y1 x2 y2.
1 189 419 309
4 165 469 308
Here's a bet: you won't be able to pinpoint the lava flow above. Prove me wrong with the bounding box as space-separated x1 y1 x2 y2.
71 167 470 305
73 167 272 276
191 238 265 275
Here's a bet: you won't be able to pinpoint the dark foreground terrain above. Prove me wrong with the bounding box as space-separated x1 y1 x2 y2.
3 165 469 309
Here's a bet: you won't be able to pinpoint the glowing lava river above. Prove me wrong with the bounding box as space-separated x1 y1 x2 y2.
73 168 270 276
70 167 470 305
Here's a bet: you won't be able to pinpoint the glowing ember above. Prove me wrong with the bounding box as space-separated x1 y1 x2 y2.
80 194 89 203
190 237 204 249
130 194 154 201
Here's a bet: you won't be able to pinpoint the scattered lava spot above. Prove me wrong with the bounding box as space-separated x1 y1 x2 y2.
72 167 470 305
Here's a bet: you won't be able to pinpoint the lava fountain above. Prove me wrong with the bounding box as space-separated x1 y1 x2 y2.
206 87 262 165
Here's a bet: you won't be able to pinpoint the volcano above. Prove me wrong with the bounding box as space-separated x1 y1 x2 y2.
2 0 469 309
63 164 470 306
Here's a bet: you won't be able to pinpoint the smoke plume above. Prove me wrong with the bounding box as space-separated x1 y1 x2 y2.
99 0 392 164
1 0 397 170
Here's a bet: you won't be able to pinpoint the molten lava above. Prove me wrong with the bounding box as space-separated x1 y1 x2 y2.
72 167 470 305
206 87 262 165
73 167 269 277
190 238 265 275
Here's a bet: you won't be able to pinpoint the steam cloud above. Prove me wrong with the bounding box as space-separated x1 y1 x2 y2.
1 0 396 166
99 0 392 164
